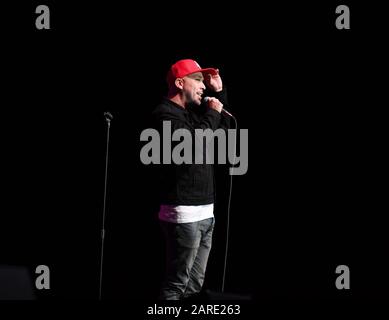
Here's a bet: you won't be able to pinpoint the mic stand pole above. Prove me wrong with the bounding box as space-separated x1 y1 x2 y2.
99 112 113 300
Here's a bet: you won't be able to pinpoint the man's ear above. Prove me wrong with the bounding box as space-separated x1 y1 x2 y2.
175 78 184 90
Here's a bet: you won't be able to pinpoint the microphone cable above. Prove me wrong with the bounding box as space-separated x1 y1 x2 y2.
221 108 237 293
99 111 113 300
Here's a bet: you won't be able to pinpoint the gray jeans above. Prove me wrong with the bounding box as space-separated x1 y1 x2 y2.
159 217 215 300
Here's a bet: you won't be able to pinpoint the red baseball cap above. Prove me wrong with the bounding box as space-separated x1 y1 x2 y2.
167 59 217 84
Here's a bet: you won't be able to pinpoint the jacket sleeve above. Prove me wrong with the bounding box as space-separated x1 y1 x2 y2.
152 104 222 133
211 87 231 131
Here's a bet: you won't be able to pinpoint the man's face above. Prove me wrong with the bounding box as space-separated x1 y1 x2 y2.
181 72 206 106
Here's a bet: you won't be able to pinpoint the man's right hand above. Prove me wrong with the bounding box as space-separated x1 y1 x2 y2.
205 97 223 113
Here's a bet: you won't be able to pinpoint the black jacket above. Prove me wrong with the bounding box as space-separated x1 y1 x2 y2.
151 89 230 205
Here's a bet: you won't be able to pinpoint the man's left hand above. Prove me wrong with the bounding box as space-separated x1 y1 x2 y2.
205 69 223 92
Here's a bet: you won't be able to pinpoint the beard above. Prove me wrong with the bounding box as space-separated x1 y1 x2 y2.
184 91 201 106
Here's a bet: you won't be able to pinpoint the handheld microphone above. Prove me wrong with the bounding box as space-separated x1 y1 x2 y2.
203 96 233 117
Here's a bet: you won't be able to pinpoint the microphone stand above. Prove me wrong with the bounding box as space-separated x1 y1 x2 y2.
99 111 113 300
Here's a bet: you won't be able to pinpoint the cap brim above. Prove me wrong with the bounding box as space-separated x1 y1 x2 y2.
198 68 218 76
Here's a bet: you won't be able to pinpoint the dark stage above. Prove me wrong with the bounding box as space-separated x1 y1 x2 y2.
1 1 388 314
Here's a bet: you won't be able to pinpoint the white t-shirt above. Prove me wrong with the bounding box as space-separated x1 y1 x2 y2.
158 204 214 224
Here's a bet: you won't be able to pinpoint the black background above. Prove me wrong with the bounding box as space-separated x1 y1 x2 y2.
2 0 388 310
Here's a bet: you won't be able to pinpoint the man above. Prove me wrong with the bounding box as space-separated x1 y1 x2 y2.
152 59 230 300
